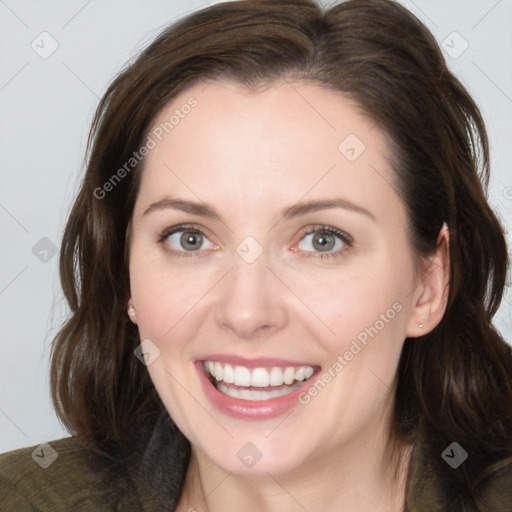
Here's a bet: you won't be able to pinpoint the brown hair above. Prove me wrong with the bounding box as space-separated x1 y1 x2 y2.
50 0 512 503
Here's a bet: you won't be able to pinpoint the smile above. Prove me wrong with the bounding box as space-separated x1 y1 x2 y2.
204 360 316 400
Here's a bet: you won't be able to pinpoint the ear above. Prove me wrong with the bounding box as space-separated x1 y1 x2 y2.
405 223 450 337
125 221 137 324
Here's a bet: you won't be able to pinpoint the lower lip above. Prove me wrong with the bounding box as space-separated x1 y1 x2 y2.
196 361 318 420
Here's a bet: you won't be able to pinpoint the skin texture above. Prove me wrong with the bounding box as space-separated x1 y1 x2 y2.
127 80 449 512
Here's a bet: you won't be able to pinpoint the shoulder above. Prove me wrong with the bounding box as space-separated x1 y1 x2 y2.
0 436 139 511
0 409 191 512
473 455 512 510
407 440 512 511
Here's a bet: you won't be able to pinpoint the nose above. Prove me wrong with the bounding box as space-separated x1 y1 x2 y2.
214 255 289 340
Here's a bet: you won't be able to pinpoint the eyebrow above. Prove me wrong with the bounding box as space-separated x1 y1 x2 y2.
142 196 375 222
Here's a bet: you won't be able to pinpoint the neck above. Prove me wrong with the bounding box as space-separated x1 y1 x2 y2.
177 424 413 512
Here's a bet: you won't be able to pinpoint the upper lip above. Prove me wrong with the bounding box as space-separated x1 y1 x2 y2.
198 353 320 369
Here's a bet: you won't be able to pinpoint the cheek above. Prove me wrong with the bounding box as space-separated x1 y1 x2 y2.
294 259 408 355
129 250 184 336
129 249 218 347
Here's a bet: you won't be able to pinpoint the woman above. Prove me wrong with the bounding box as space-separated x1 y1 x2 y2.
1 0 511 510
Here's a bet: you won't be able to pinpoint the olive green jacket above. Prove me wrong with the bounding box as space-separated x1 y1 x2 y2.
1 410 511 511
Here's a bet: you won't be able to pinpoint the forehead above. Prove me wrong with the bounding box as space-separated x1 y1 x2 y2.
135 79 399 220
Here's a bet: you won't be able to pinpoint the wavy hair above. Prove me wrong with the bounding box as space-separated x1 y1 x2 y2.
50 0 512 503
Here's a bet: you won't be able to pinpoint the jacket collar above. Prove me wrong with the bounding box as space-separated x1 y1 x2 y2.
123 409 190 511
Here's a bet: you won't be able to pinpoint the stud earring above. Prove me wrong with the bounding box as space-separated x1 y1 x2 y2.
418 323 423 328
128 305 136 319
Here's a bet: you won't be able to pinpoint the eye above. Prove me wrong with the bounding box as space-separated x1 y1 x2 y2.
158 224 216 256
158 223 352 259
296 225 352 259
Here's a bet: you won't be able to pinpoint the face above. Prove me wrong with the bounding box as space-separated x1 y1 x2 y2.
128 79 422 475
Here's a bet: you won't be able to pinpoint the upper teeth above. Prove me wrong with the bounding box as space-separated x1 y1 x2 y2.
204 361 315 387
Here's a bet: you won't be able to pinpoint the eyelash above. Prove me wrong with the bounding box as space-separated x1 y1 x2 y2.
157 223 353 260
297 225 353 260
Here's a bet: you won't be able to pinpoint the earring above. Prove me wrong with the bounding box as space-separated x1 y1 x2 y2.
418 323 423 328
128 304 136 319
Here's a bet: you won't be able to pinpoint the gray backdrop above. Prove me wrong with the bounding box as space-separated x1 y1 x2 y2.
1 0 511 453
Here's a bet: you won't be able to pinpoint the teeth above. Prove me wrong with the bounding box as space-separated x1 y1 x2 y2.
283 367 295 385
251 368 269 387
304 366 314 379
295 366 305 381
203 361 316 388
223 363 234 384
217 381 303 401
214 362 223 381
234 365 251 386
269 367 283 386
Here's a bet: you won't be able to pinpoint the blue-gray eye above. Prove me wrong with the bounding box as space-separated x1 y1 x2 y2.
166 229 212 251
298 229 347 253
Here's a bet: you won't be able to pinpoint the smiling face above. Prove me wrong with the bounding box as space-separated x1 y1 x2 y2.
127 79 425 475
